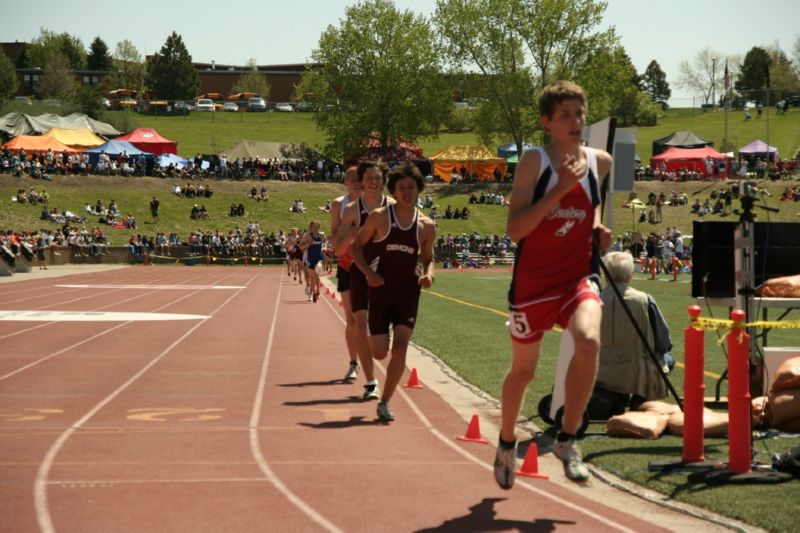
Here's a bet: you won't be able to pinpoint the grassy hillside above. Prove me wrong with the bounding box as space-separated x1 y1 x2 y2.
3 175 797 242
108 106 800 164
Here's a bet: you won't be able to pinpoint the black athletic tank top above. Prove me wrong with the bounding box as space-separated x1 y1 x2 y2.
372 205 420 292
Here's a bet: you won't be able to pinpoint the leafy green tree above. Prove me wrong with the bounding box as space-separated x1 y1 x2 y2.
36 53 74 99
297 0 451 160
766 46 800 99
71 84 103 118
641 60 671 102
146 32 198 100
108 40 146 93
0 51 18 105
576 46 649 127
735 46 770 104
435 0 617 155
25 29 86 70
87 37 112 71
231 58 271 100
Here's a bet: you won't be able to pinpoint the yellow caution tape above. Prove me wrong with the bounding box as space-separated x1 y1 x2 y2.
689 316 800 345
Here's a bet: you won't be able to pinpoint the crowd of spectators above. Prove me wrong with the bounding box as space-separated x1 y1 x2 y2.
638 156 798 182
611 226 691 275
170 182 214 198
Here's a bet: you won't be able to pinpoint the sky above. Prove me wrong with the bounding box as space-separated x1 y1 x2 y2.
5 0 798 105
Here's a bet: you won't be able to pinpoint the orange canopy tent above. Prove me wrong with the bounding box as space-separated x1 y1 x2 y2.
428 145 506 182
0 135 78 156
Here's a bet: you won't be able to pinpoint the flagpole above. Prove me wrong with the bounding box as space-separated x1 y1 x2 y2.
724 60 729 147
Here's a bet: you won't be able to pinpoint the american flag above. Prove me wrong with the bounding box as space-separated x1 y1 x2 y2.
724 60 730 90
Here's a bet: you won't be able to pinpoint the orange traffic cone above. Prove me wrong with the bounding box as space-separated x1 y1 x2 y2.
330 289 336 299
457 414 488 444
516 441 548 479
403 368 423 389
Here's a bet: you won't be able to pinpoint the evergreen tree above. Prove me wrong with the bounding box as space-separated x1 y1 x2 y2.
0 51 18 105
735 46 770 104
87 37 112 71
642 60 671 102
146 32 198 100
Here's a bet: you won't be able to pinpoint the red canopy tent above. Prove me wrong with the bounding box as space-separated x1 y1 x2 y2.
116 128 177 155
650 146 732 178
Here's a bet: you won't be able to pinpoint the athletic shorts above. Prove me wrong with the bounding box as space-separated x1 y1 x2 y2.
349 266 368 313
368 288 421 336
508 277 600 344
336 265 350 292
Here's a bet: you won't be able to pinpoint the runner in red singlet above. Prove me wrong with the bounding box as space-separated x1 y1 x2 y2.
494 81 612 488
351 162 435 423
330 168 362 379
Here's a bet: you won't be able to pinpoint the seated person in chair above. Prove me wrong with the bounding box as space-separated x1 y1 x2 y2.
596 252 674 409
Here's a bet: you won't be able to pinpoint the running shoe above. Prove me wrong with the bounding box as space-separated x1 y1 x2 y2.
313 292 319 303
553 440 590 482
493 440 517 490
376 401 394 422
344 362 359 381
304 285 311 295
363 382 380 400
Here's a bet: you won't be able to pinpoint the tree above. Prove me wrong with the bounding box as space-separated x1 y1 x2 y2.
435 0 617 155
793 36 800 76
677 47 724 105
87 37 112 71
71 84 103 118
231 58 271 100
25 29 86 70
108 40 146 93
766 46 800 99
0 51 18 105
36 53 74 99
641 60 671 102
146 32 198 100
735 46 770 104
297 0 451 160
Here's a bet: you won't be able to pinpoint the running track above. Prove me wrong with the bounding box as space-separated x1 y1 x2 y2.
0 266 670 532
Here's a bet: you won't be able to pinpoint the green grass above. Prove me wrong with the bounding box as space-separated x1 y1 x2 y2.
413 271 800 533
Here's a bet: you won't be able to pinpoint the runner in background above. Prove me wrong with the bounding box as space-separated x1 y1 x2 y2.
301 220 325 303
331 168 363 381
335 162 392 399
351 162 436 422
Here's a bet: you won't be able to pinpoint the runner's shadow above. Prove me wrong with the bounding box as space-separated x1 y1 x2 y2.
414 497 574 532
284 396 364 406
278 379 350 388
298 416 376 429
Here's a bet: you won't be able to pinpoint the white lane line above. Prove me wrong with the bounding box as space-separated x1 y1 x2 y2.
249 272 343 533
0 311 208 322
0 271 210 340
0 273 237 382
34 274 257 533
320 291 637 533
56 284 245 290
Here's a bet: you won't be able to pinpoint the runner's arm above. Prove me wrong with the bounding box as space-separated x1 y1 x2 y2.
351 210 384 287
417 215 436 288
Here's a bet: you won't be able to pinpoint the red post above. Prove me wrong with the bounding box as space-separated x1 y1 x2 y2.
206 254 210 266
244 255 248 267
682 305 705 463
143 252 149 266
672 256 679 282
650 257 657 279
727 309 752 474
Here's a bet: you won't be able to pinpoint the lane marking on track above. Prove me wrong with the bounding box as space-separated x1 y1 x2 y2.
55 284 244 290
33 272 253 533
0 310 208 322
126 408 225 422
0 408 63 422
249 272 344 533
321 289 637 533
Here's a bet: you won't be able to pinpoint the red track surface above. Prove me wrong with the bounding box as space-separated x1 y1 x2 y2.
0 266 666 532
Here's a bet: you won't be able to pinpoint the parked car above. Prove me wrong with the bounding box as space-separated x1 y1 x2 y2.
275 102 294 112
195 98 215 112
174 100 193 113
247 97 267 112
294 101 314 112
14 96 32 105
100 97 112 110
222 102 239 112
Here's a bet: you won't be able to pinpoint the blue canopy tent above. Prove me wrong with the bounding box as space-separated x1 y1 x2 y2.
158 153 189 169
498 141 533 159
85 140 155 173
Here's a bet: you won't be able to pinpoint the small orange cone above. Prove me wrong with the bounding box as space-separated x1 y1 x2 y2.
330 289 336 299
456 414 488 444
403 368 423 389
517 442 548 479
